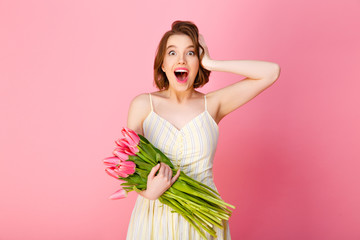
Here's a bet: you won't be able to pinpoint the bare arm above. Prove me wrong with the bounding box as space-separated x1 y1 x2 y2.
199 35 281 122
127 93 150 136
127 94 180 200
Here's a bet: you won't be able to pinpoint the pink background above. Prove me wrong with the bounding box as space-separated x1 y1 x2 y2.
1 0 359 239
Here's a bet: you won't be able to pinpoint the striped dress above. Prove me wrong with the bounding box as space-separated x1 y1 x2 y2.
126 93 231 240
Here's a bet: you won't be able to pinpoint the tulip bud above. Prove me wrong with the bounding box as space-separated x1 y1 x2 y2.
121 127 140 146
105 167 119 179
103 156 121 167
113 148 129 161
109 188 128 200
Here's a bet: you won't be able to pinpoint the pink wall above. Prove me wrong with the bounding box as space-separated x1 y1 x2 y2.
1 0 359 239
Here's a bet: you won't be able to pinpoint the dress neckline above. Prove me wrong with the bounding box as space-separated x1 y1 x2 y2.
144 110 218 133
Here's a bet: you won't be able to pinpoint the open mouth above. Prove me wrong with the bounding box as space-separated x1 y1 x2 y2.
174 69 189 82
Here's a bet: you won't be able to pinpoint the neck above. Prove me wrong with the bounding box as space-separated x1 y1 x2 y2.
164 87 197 103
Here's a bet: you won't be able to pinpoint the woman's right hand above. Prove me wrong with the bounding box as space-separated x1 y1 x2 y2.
199 34 212 70
141 162 180 200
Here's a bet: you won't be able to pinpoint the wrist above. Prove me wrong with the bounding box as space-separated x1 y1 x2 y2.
140 189 157 200
202 58 215 71
139 189 149 199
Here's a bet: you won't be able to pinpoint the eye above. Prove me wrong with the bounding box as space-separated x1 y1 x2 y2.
168 50 176 56
187 51 195 56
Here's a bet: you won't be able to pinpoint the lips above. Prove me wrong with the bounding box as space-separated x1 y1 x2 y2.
174 68 189 83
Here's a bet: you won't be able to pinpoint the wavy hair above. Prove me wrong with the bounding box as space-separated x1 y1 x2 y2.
153 20 211 90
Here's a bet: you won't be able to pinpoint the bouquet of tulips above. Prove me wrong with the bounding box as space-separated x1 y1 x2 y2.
103 127 235 239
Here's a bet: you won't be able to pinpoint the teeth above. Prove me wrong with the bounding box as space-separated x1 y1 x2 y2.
175 69 188 73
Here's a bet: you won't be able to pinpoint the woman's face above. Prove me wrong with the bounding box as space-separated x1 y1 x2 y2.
162 34 199 91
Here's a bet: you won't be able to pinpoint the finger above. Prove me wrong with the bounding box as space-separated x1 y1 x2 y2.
171 169 181 184
199 34 203 41
148 163 160 181
199 34 206 46
167 166 172 180
161 163 171 179
159 162 166 176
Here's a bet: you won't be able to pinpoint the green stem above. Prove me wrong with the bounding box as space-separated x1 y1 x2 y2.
179 173 220 196
168 185 229 218
137 151 156 165
172 181 235 209
176 198 214 229
159 197 209 240
192 208 224 229
164 191 229 223
132 159 153 170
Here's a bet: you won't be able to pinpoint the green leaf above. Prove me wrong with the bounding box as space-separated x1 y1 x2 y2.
133 159 153 170
132 186 142 193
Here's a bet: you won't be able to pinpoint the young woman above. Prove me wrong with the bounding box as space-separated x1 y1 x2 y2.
126 20 280 240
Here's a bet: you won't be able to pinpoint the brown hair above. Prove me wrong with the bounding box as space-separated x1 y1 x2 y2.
153 20 211 90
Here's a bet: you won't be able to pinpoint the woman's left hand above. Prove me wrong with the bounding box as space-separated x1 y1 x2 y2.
199 34 212 70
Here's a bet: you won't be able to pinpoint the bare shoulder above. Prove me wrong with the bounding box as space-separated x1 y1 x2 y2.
204 91 222 124
127 93 152 135
129 93 150 110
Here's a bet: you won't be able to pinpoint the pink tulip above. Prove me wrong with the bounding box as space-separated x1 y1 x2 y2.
105 167 119 179
121 127 140 146
120 160 136 169
114 128 140 156
103 156 121 167
105 167 127 182
113 148 129 161
106 166 128 178
115 137 128 148
113 161 136 178
115 138 139 156
127 145 139 156
109 188 128 200
113 168 129 178
105 160 136 178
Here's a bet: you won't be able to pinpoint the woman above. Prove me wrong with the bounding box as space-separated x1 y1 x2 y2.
126 20 280 240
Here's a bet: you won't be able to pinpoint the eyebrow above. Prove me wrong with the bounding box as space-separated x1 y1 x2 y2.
166 45 195 49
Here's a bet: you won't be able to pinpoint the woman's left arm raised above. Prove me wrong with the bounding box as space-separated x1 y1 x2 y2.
199 35 281 123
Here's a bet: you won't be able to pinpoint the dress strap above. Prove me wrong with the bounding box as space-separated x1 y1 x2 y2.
204 95 207 111
149 93 153 111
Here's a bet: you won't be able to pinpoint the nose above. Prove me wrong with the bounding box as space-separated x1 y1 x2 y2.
178 54 186 64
